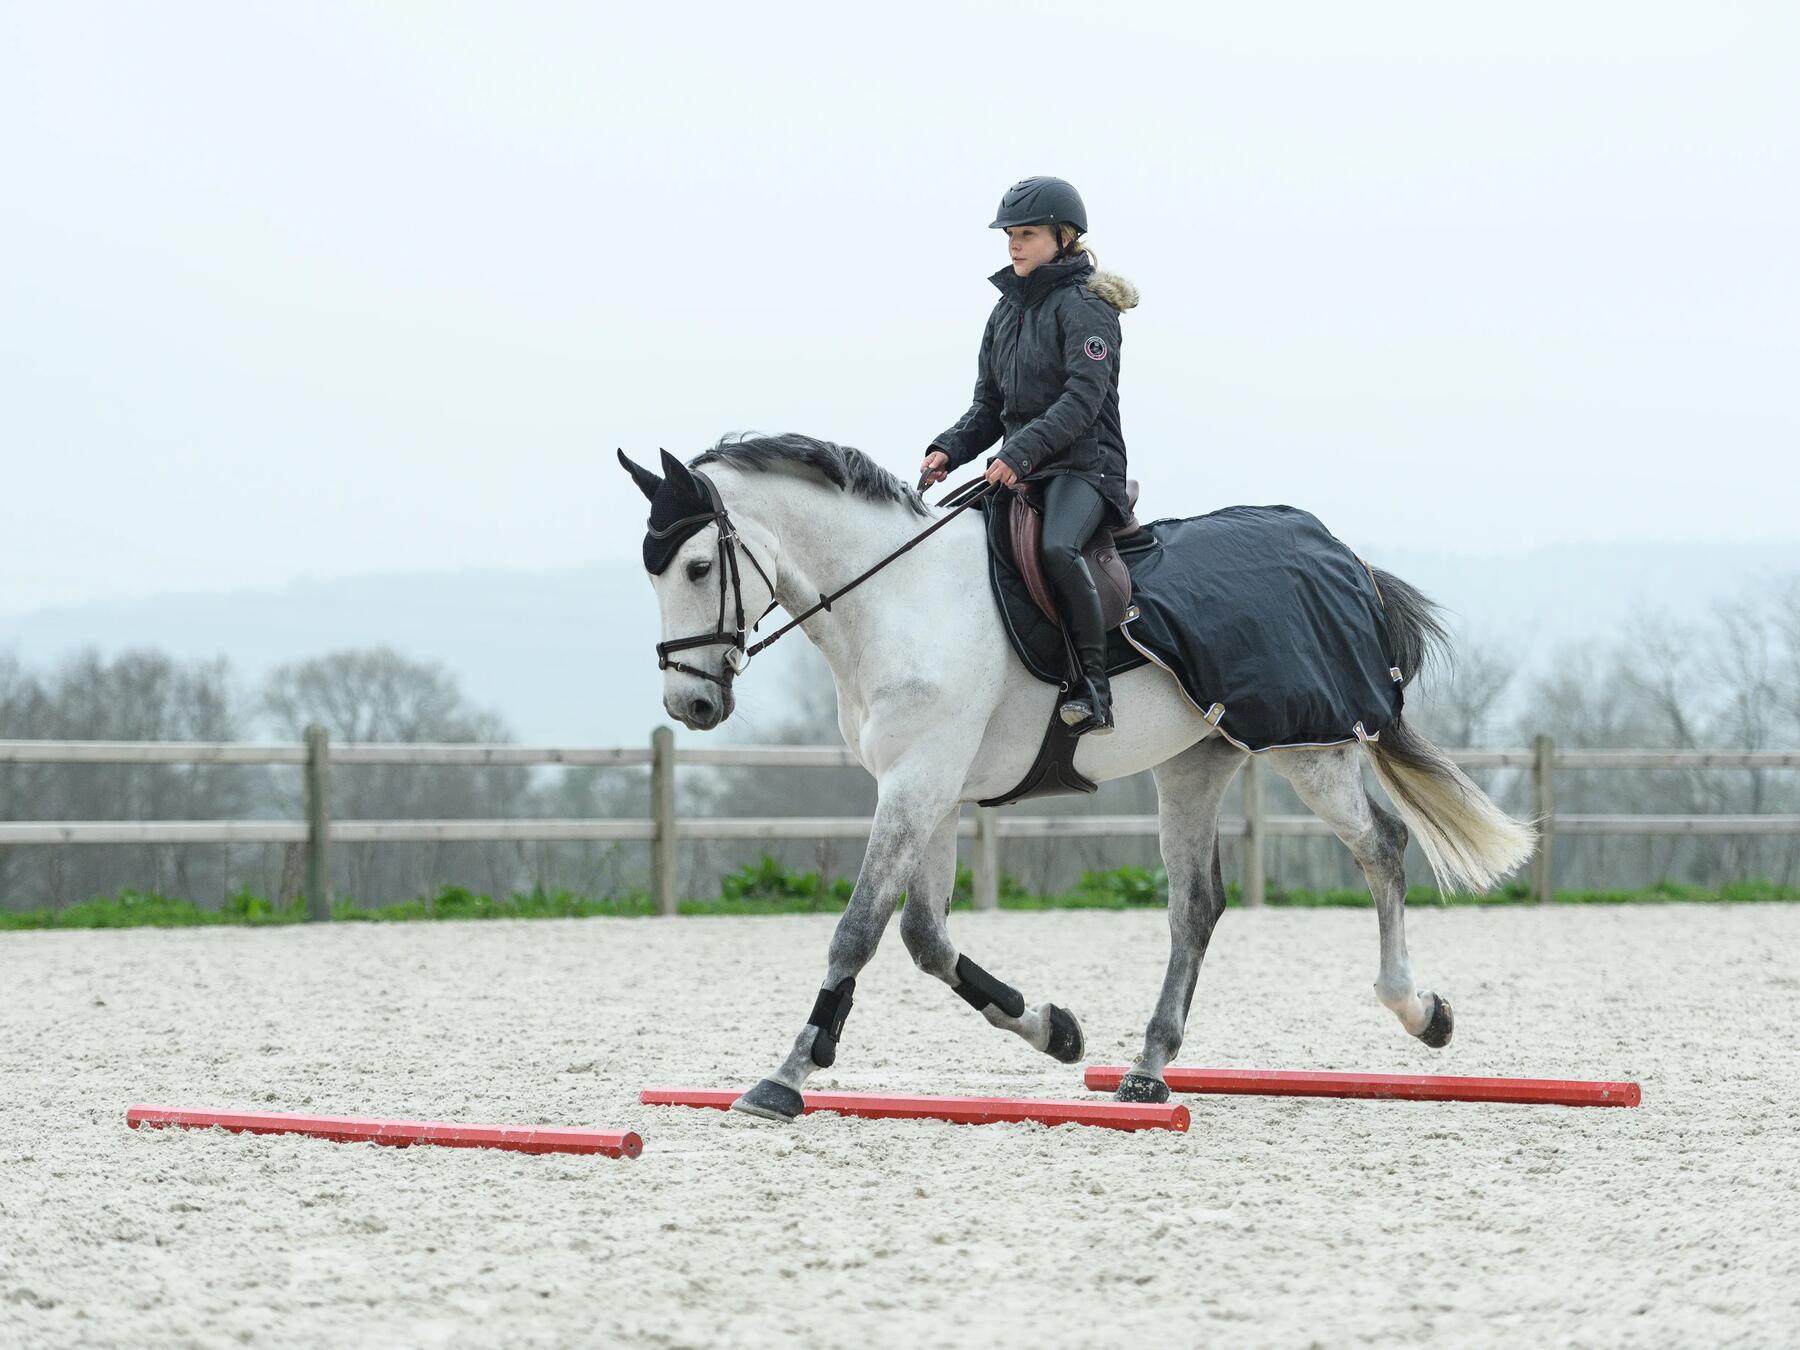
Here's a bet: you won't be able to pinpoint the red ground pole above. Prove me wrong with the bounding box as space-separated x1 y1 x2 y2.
1082 1066 1641 1108
126 1105 644 1157
640 1087 1188 1132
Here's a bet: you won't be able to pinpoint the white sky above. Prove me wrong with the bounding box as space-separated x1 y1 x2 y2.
3 2 1796 613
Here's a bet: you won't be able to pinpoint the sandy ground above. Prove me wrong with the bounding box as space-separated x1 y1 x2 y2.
3 904 1797 1349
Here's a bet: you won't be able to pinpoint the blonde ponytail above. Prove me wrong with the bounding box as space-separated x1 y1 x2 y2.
1056 223 1098 268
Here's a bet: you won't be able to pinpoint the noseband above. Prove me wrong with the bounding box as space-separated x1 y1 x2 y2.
649 468 778 690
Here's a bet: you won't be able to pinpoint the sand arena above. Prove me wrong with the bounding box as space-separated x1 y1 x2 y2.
4 904 1796 1347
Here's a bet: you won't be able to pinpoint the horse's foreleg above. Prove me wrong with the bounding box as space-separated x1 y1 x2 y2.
731 771 960 1121
898 808 1085 1063
1117 737 1241 1103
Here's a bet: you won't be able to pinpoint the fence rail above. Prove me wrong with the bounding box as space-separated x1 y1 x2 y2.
2 731 1796 915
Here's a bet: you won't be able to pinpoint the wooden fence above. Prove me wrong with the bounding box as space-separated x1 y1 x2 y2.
2 731 1798 916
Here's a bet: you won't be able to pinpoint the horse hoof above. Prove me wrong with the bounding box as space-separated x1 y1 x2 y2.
730 1078 805 1121
1417 993 1454 1049
1114 1072 1171 1104
1044 1004 1085 1064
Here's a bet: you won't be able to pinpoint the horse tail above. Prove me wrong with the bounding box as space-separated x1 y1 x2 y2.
1362 719 1536 895
1367 565 1451 687
1359 566 1535 894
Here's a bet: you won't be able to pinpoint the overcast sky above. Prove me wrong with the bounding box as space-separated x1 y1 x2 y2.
3 3 1795 614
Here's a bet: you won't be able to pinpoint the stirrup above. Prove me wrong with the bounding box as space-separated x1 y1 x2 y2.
1058 695 1093 728
1068 707 1115 737
1058 692 1115 736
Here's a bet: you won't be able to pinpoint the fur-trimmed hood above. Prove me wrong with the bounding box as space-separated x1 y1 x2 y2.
1085 267 1140 312
989 255 1140 312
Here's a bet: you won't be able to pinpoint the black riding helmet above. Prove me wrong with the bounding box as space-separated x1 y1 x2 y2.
989 176 1088 234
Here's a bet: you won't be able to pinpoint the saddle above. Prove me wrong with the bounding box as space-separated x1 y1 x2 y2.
1008 479 1142 629
974 478 1147 810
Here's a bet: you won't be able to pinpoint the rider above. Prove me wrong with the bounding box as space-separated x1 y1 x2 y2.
921 175 1139 736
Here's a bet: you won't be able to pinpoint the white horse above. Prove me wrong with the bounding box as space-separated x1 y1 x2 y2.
618 435 1534 1119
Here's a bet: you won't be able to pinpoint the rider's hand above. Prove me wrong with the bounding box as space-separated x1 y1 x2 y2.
985 458 1019 488
919 449 950 486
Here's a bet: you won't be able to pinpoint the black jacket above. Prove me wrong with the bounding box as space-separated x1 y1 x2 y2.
933 253 1139 528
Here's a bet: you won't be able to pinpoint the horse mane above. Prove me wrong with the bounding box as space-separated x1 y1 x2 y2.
691 433 931 518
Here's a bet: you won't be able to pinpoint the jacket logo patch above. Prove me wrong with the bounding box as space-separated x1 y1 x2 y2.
1083 336 1108 361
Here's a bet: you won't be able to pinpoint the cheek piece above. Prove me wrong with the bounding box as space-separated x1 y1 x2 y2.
807 977 856 1067
649 469 778 690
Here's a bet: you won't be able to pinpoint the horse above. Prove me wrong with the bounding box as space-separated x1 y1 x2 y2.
617 434 1535 1119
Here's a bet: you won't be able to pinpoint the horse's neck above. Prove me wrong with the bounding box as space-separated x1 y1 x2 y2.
724 470 966 689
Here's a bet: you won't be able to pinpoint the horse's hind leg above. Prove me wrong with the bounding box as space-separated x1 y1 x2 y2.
898 807 1085 1064
1270 746 1453 1047
1117 736 1242 1103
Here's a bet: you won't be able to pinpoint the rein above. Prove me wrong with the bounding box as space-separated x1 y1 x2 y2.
654 471 997 689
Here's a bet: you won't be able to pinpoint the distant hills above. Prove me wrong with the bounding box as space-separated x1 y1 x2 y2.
4 539 1797 747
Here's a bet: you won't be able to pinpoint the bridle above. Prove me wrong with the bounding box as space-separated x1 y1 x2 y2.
649 468 778 690
652 467 996 690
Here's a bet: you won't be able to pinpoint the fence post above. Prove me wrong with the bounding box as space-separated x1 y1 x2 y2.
1532 733 1555 904
973 806 1000 911
651 725 678 916
303 724 332 921
1242 754 1266 908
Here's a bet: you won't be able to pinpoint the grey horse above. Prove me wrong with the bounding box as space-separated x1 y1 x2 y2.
619 435 1534 1117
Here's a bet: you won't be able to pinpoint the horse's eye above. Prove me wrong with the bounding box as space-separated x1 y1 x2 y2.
686 559 712 582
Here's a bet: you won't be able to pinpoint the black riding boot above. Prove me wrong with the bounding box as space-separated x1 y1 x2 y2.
1055 554 1115 736
1040 474 1116 736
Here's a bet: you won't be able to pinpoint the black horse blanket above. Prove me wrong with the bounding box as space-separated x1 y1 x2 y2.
982 496 1405 752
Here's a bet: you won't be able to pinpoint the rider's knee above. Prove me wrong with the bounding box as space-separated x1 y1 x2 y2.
1041 538 1086 584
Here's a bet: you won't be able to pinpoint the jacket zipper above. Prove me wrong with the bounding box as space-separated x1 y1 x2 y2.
1010 306 1023 460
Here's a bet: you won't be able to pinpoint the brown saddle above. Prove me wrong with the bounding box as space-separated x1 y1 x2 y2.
1008 478 1142 629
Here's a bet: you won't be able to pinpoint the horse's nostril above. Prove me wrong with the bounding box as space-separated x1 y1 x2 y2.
691 698 715 723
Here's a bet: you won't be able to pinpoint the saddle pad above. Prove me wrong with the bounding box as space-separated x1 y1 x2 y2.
982 496 1404 751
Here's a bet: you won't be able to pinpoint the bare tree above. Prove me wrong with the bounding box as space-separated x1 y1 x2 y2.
1413 640 1516 749
0 649 249 909
1507 583 1800 891
260 648 530 905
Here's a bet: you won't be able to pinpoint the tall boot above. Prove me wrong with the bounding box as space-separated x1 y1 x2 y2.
1055 556 1115 736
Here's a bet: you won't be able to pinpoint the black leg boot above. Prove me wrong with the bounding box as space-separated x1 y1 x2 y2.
1056 557 1115 736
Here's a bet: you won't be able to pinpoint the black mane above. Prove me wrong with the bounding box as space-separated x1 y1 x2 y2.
691 433 930 517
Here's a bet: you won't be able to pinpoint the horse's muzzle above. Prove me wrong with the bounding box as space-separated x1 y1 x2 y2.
667 687 731 731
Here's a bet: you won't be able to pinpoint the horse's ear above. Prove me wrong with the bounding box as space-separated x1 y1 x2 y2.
659 447 698 497
617 449 662 502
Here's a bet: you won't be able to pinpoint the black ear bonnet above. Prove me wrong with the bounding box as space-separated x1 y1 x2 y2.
620 449 722 575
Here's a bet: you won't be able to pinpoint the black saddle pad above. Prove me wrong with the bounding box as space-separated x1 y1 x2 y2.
981 495 1404 751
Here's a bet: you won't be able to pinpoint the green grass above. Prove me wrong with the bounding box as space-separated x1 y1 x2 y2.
5 863 1798 930
0 885 664 929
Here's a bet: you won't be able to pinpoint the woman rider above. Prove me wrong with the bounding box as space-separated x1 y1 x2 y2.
921 175 1139 736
